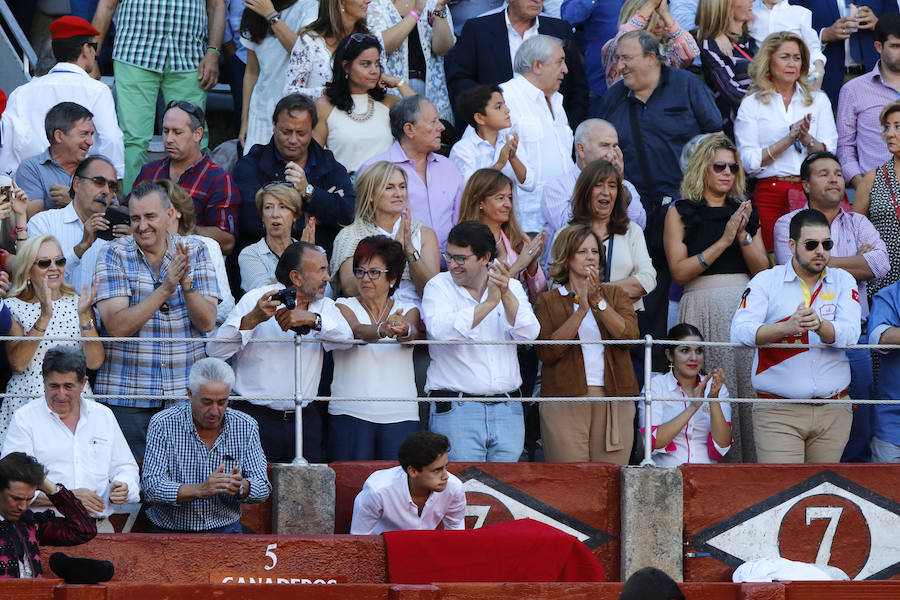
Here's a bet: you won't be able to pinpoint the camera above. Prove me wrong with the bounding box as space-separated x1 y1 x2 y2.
272 287 297 310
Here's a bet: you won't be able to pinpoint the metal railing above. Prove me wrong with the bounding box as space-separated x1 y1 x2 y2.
3 333 895 466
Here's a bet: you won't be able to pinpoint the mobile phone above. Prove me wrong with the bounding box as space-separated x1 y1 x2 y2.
96 206 130 241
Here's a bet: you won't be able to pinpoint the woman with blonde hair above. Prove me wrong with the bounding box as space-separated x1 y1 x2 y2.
457 169 546 302
601 0 699 87
330 160 439 305
237 182 302 293
0 235 103 446
734 31 837 252
663 132 767 461
534 223 639 463
696 0 756 137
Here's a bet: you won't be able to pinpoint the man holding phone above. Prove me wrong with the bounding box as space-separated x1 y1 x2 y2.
28 155 129 291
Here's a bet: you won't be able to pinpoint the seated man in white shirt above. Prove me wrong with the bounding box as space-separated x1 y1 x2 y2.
350 431 466 534
207 241 352 463
423 221 540 462
2 345 140 533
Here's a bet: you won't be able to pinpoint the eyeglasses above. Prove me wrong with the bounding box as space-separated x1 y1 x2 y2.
442 252 476 266
165 100 205 125
803 239 834 251
711 162 740 175
348 33 378 45
79 174 119 194
33 257 66 269
353 268 390 280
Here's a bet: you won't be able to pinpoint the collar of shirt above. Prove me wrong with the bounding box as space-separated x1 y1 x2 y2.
133 231 178 271
48 62 90 78
38 148 66 170
160 153 211 180
505 9 539 37
626 65 672 104
783 259 832 286
753 0 786 13
177 401 231 442
387 140 438 167
40 395 93 425
459 125 501 150
62 202 81 224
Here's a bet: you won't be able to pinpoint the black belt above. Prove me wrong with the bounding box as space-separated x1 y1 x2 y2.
844 64 865 75
408 68 426 81
428 389 522 403
231 399 295 421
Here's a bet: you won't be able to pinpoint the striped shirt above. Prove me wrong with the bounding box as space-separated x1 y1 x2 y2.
142 403 271 531
111 0 209 73
133 154 239 235
94 234 220 408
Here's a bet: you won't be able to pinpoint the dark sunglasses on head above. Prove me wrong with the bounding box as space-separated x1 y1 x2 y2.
165 100 205 124
803 239 834 251
348 33 378 45
79 174 119 194
34 257 67 269
711 162 740 175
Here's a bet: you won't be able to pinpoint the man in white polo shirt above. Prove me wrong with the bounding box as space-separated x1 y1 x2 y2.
350 431 465 534
731 209 861 463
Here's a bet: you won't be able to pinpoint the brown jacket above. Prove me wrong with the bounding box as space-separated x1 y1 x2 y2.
534 283 639 399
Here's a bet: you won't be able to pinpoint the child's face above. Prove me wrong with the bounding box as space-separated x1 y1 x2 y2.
479 92 512 130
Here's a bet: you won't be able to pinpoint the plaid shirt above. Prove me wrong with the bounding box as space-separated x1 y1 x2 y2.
94 234 219 408
111 0 209 73
142 403 271 532
133 154 239 235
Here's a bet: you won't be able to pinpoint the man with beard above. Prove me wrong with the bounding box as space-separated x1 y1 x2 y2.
29 155 129 291
208 241 352 463
731 209 861 463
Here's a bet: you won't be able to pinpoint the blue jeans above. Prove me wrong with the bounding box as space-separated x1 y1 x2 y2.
428 400 523 462
327 415 419 461
842 330 874 462
153 520 242 534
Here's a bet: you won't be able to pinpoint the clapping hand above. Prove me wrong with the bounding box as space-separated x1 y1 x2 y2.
77 282 98 322
300 216 316 244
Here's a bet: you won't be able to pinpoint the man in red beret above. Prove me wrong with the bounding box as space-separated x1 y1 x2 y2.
0 15 123 215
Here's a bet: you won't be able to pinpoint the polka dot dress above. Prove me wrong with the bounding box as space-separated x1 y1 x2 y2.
868 160 900 301
0 294 90 447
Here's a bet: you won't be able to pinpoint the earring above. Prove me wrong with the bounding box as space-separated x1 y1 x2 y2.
479 204 484 211
341 7 345 11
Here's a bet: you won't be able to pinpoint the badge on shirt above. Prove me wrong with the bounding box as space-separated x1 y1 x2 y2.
739 288 750 309
852 289 860 303
819 304 837 321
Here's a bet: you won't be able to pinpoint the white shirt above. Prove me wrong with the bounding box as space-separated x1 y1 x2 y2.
27 203 109 293
449 125 536 193
350 465 466 534
541 166 646 243
2 397 140 518
735 85 837 178
422 272 539 394
0 63 124 178
558 286 605 385
730 262 861 398
500 74 574 232
505 9 540 69
639 370 732 467
748 0 826 67
195 234 235 325
207 283 353 409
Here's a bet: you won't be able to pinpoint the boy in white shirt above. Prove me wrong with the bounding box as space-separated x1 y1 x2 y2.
750 0 827 86
350 432 466 535
449 84 535 194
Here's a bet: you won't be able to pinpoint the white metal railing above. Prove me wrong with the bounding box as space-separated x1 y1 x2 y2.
3 334 894 466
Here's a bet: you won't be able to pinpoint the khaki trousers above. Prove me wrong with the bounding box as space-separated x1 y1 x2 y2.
753 400 852 463
540 386 635 465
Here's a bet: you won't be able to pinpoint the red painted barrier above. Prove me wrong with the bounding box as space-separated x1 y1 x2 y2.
332 462 622 577
681 464 900 582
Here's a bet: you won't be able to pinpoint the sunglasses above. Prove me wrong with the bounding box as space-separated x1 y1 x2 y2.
442 252 476 266
165 100 205 124
353 268 389 280
79 174 119 194
34 257 67 269
803 239 834 251
348 33 378 44
711 162 740 175
263 181 294 191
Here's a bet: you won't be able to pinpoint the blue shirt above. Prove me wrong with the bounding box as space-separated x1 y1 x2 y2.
560 0 624 96
596 66 722 209
867 281 900 445
142 403 271 531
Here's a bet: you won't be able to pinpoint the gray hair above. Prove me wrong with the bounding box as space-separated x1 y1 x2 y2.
389 95 427 141
130 181 172 210
574 118 615 147
619 30 665 63
42 346 87 381
188 357 235 393
513 35 563 75
680 133 713 174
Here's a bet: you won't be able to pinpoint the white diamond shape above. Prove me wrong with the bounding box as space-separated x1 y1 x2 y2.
703 480 900 580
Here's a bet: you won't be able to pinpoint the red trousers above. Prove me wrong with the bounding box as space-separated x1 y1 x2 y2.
754 177 805 252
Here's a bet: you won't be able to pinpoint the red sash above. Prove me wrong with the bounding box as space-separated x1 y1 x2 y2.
755 283 822 375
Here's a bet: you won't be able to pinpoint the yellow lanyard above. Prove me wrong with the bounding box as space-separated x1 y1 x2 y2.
799 269 826 308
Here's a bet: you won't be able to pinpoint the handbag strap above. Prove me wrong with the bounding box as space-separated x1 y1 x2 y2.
604 234 615 283
883 164 900 225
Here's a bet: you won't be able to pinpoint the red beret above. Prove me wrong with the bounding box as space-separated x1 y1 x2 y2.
49 16 100 40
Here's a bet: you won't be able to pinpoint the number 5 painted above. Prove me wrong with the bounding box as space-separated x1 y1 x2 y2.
264 543 278 570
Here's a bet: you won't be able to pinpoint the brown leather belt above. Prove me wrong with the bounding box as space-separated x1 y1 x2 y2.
757 388 849 407
759 175 802 184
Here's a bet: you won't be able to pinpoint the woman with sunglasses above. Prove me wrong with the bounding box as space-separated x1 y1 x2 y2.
313 34 415 175
638 323 732 466
0 235 103 447
330 161 438 306
663 132 766 460
330 234 419 460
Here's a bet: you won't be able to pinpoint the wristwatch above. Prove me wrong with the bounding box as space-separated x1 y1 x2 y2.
739 232 753 246
80 319 95 331
432 8 447 17
267 12 281 25
304 183 314 199
407 249 420 262
594 298 608 311
312 312 322 332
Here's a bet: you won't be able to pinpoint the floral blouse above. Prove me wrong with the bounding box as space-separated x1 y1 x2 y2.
284 32 334 100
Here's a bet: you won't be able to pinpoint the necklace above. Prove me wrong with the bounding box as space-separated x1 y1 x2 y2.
348 97 376 122
360 296 392 326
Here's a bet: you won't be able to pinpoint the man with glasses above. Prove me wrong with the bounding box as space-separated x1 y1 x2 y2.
771 151 888 462
132 101 239 255
0 16 124 187
208 241 352 463
731 209 861 463
29 156 130 292
422 221 539 462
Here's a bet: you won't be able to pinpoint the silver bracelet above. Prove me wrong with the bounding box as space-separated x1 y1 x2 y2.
698 252 710 269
